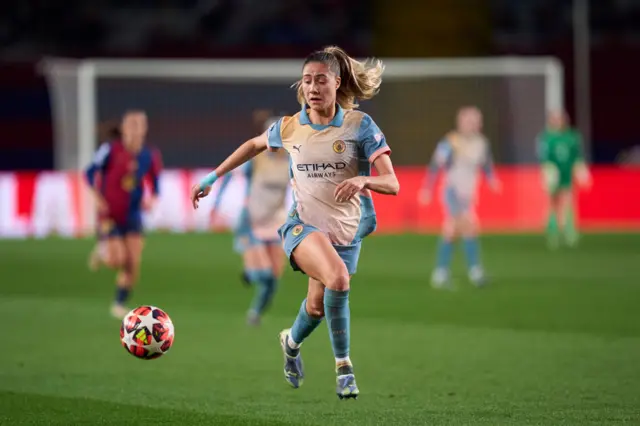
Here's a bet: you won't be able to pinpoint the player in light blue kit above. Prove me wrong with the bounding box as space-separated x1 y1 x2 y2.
211 111 290 326
191 46 399 399
419 106 501 288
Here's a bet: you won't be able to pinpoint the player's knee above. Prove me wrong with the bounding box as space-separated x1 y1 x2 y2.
460 216 477 237
105 251 125 269
442 219 456 240
324 270 350 292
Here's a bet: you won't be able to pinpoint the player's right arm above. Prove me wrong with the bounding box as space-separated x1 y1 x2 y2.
418 139 452 205
572 131 592 188
84 142 111 213
191 118 281 209
536 133 559 192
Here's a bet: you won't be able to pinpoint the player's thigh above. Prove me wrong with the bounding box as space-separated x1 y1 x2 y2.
291 232 349 291
266 242 286 278
557 188 573 210
123 233 145 265
458 209 478 235
242 244 271 270
105 236 127 267
442 188 471 237
306 277 326 317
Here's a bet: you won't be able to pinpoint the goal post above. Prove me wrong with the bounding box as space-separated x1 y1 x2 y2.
40 56 564 171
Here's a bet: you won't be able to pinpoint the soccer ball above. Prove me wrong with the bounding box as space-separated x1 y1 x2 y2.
120 305 174 360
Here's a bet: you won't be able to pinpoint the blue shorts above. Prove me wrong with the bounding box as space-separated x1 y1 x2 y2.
233 207 279 254
278 216 362 275
98 218 143 239
443 187 472 216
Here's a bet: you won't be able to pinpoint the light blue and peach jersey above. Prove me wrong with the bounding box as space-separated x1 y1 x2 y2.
426 131 494 214
215 150 290 246
267 104 390 246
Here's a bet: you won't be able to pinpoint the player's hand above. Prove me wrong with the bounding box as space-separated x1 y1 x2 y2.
95 195 109 214
489 179 502 194
143 196 158 211
334 176 366 203
575 164 592 190
418 189 431 206
191 184 211 209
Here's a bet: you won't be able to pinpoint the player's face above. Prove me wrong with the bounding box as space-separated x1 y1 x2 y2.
457 109 482 134
121 112 148 150
548 111 567 130
301 62 340 112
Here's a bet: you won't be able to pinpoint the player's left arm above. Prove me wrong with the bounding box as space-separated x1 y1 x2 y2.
482 142 501 192
334 115 398 202
145 148 163 210
573 131 592 187
367 154 399 195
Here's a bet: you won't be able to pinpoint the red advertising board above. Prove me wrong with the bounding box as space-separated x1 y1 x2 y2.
0 166 638 239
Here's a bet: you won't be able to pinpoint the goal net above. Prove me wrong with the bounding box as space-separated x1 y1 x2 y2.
39 57 564 233
41 57 563 171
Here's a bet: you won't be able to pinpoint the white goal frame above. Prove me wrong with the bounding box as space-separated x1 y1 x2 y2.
40 56 564 171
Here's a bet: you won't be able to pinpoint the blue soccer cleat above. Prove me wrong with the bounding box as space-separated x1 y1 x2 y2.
336 372 359 400
278 329 304 389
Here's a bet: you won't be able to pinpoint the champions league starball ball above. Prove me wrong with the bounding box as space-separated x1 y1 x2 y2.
120 305 175 359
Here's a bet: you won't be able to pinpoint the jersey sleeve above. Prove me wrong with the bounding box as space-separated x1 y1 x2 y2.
423 140 453 190
536 133 549 162
148 148 163 195
357 114 391 163
85 142 111 186
482 143 496 180
432 139 453 167
266 118 284 150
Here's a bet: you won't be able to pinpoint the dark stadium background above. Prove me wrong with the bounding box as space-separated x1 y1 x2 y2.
0 0 639 170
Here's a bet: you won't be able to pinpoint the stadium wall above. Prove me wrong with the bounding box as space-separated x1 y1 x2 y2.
0 166 638 239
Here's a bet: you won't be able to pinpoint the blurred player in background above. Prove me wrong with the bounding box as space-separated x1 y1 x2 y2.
87 119 122 269
537 110 591 248
85 110 162 319
419 106 500 288
211 109 290 326
191 46 399 399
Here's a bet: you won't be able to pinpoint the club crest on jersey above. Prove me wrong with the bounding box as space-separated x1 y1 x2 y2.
100 220 114 235
333 140 346 154
121 175 136 192
292 225 304 236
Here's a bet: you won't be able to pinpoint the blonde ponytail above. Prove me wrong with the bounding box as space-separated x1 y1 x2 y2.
324 46 384 110
293 46 385 110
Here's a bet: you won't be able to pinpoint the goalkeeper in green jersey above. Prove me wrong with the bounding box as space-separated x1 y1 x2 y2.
536 110 592 248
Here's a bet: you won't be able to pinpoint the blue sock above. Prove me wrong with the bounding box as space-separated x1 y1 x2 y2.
436 238 454 269
115 287 130 306
248 269 278 315
462 237 481 269
324 289 350 360
288 299 323 356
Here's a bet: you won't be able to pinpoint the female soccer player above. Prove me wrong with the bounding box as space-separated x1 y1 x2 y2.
418 106 500 288
211 111 290 327
85 110 162 319
191 46 399 399
537 110 591 248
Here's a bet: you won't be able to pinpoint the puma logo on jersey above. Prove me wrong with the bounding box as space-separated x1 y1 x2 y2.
293 145 302 153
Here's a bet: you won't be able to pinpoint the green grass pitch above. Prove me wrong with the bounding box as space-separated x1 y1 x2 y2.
1 233 639 425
